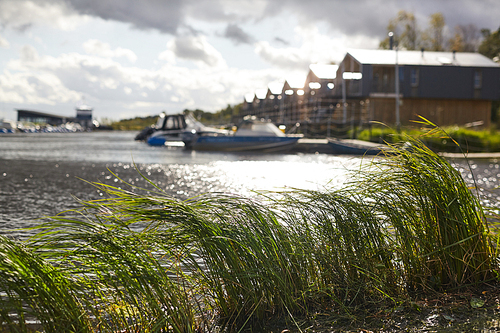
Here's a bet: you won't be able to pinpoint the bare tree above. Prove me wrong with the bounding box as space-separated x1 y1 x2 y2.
428 12 446 51
450 24 480 52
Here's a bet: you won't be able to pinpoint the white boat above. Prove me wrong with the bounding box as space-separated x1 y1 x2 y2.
184 116 303 153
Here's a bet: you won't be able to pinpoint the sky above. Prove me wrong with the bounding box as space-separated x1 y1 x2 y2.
0 0 499 122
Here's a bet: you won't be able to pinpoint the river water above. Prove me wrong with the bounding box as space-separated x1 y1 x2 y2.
1 131 500 240
0 131 368 239
2 131 500 238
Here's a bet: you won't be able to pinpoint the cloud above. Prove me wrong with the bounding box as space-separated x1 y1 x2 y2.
274 37 290 46
2 43 283 117
223 23 255 44
254 26 362 69
4 0 500 43
20 45 39 63
67 0 185 34
263 0 500 41
255 41 310 70
167 35 227 68
0 0 86 31
83 40 138 63
0 34 10 48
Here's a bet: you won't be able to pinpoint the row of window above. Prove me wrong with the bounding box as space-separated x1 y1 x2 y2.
374 68 482 89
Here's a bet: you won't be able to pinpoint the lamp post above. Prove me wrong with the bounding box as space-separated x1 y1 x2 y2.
389 32 400 132
342 62 347 125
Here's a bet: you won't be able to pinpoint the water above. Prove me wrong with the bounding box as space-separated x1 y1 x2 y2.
0 131 364 239
2 131 500 238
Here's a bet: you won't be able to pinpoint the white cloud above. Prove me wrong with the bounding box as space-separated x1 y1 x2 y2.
83 40 138 63
0 0 86 31
167 35 227 68
0 35 10 48
158 49 176 64
255 41 311 70
1 43 285 117
20 45 39 63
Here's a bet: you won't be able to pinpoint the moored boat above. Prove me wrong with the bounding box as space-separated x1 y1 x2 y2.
184 116 303 153
328 138 386 155
138 112 229 147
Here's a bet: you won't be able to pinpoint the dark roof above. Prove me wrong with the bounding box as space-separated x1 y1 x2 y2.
16 109 70 119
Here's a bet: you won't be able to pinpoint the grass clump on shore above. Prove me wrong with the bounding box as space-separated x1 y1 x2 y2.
0 131 499 332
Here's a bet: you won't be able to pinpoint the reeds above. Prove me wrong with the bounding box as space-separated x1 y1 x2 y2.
0 130 498 332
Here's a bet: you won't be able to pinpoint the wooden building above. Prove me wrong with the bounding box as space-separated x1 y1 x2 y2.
239 50 500 134
336 49 500 128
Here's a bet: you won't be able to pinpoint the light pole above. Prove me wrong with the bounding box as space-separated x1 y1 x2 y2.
389 32 400 132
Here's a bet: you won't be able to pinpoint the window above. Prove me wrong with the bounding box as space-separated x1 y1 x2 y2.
410 68 419 87
474 70 482 89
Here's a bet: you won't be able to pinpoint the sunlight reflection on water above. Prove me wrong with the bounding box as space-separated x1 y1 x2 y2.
0 131 366 238
2 131 500 240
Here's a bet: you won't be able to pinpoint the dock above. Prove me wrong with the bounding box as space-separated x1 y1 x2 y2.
293 139 500 159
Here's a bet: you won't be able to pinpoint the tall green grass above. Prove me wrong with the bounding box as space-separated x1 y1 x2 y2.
0 130 498 332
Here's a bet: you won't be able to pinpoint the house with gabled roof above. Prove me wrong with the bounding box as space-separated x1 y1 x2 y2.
335 49 500 128
304 64 338 96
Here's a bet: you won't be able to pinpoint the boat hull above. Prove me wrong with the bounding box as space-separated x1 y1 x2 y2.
191 136 300 153
147 130 185 146
328 139 386 155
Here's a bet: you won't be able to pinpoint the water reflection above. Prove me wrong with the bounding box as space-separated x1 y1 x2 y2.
2 131 500 239
0 131 363 238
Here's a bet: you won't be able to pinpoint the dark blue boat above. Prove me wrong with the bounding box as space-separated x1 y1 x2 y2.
185 116 302 153
328 138 386 155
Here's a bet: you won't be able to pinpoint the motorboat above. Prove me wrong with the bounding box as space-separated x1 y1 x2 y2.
183 116 303 153
139 112 229 147
328 138 387 155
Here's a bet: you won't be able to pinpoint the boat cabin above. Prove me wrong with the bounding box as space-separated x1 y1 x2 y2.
156 113 187 130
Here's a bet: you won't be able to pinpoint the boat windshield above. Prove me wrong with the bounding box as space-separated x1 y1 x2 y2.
156 113 166 128
235 121 285 137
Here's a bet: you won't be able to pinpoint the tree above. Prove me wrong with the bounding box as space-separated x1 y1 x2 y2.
425 12 446 51
379 10 418 50
478 27 500 62
449 24 480 52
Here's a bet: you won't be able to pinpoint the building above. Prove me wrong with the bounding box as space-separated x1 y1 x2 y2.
239 50 500 135
75 103 94 128
16 102 95 129
334 49 500 128
16 109 69 125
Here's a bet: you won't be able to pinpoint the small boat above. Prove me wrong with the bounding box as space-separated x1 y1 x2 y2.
184 116 303 153
328 138 387 155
